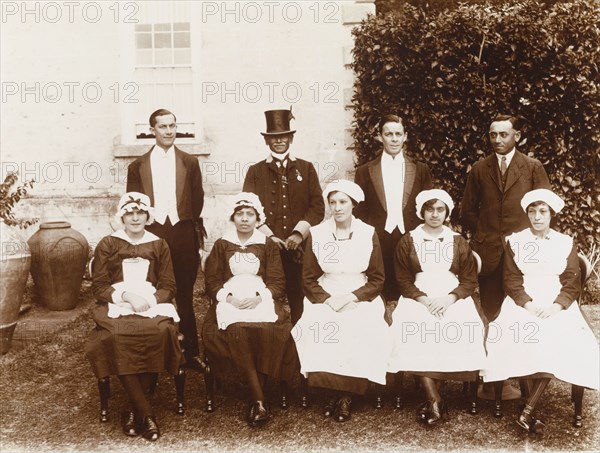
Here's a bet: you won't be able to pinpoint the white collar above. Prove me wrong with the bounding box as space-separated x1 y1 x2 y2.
222 227 267 247
381 150 405 165
152 145 175 158
411 224 457 243
266 152 296 163
495 148 516 166
111 229 160 245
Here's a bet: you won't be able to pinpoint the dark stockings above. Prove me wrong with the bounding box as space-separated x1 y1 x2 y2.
420 377 442 402
247 370 267 401
118 372 156 418
523 378 551 415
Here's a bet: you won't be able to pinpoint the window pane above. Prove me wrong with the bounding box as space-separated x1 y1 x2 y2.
136 49 153 65
173 32 190 48
135 24 151 32
154 32 172 49
136 33 152 49
174 49 191 65
154 23 171 31
154 49 173 65
173 22 189 31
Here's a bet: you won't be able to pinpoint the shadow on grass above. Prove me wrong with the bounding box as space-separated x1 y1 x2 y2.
1 277 599 453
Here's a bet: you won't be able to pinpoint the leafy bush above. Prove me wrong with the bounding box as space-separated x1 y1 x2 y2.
351 0 600 252
0 172 38 229
375 0 564 15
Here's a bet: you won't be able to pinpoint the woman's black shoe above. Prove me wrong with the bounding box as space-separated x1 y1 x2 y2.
426 400 447 425
324 399 337 417
418 401 431 422
334 397 352 422
517 410 545 434
140 416 160 441
247 401 270 426
121 410 139 436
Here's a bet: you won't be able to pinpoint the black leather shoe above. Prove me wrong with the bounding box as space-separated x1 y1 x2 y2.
247 401 271 426
324 399 336 417
121 410 139 437
140 416 160 441
186 356 207 373
334 397 352 422
517 410 545 434
426 400 447 426
418 401 431 422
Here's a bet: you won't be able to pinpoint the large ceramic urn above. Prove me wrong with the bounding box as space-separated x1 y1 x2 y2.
28 221 89 311
0 224 31 354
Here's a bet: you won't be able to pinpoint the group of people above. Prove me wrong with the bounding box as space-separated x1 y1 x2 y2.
84 108 599 441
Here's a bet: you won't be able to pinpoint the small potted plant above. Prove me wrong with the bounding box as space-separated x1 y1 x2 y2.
0 171 38 354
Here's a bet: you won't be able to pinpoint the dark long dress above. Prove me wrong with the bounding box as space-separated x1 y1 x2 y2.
85 232 184 378
201 230 299 381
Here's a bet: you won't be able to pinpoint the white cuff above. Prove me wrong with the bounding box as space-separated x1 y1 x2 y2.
216 288 230 304
293 220 311 239
258 224 275 237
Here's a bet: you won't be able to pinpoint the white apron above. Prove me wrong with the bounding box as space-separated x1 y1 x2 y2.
388 225 487 373
482 228 599 390
293 217 391 385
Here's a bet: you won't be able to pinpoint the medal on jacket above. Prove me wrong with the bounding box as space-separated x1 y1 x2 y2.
295 169 302 181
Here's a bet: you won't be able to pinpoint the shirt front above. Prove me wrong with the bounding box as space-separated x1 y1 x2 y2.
150 145 179 225
496 148 516 170
381 151 405 234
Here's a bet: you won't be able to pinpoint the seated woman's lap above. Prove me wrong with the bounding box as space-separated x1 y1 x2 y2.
86 304 183 378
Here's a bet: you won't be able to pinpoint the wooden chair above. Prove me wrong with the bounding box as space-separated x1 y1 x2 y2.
571 252 592 428
202 298 290 412
492 252 592 427
88 258 187 422
391 250 484 415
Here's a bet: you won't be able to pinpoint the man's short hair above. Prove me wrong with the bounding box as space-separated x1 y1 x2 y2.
149 109 176 127
492 114 525 131
377 114 405 134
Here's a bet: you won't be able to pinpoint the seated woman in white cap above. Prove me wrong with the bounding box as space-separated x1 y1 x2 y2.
388 189 486 426
85 192 183 441
482 188 599 433
201 192 298 427
294 179 391 422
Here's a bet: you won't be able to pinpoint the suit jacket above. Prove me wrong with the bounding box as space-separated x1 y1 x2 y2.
460 150 550 274
126 146 205 235
354 153 433 234
243 154 324 239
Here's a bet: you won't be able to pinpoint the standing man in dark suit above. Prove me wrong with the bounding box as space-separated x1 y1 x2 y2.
127 108 206 372
354 114 433 302
460 114 550 322
243 108 324 325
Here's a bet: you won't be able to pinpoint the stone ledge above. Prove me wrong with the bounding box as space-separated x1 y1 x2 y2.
10 281 95 353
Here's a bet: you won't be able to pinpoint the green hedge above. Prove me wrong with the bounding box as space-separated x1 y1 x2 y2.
351 0 600 251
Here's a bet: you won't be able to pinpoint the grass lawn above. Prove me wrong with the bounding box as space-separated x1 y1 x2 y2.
1 279 598 453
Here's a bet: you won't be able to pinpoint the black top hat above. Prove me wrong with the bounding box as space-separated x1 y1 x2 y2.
260 107 296 136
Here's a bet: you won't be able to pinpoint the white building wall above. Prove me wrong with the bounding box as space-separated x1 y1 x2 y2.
1 1 375 246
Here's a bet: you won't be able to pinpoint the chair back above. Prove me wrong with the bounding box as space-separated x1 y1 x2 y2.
577 252 592 287
472 251 482 275
88 256 95 278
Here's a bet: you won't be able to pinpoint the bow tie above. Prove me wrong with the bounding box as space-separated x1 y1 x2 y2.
423 237 444 242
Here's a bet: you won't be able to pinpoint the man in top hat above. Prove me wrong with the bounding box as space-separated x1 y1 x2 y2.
243 108 324 325
127 108 207 372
